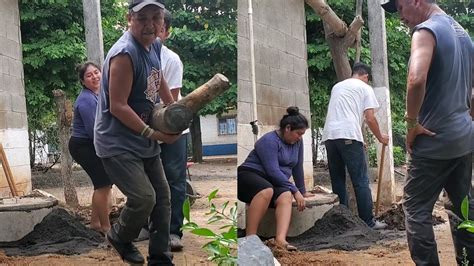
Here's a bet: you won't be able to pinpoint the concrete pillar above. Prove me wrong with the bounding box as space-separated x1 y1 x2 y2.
237 0 313 228
367 0 395 205
82 0 104 67
0 0 32 197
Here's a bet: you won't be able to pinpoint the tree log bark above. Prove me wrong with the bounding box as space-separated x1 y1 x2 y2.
53 89 79 208
150 73 230 134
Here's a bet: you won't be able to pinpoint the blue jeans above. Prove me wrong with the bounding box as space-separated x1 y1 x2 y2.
160 133 188 238
325 139 375 226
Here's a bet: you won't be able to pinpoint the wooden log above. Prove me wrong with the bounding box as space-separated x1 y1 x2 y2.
53 89 79 208
150 73 230 134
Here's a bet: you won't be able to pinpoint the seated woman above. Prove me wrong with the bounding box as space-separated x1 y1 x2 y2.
238 106 312 251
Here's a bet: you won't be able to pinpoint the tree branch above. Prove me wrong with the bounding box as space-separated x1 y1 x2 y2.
305 0 348 37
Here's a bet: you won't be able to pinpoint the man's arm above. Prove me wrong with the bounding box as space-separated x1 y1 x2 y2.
171 88 180 101
108 54 146 134
405 29 437 153
364 108 388 145
406 29 435 120
159 78 174 104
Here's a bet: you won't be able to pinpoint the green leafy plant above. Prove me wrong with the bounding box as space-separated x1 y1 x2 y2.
457 196 473 265
457 196 474 233
182 189 237 265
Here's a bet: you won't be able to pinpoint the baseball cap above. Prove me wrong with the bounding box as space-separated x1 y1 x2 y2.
381 0 397 13
128 0 165 12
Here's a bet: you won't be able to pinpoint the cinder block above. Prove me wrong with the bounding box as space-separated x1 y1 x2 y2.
238 58 251 82
6 112 27 129
255 63 271 85
270 67 288 89
11 94 26 113
0 93 11 111
237 14 249 40
237 80 253 103
279 89 296 107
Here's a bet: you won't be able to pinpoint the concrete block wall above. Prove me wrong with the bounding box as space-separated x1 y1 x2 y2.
237 0 313 189
0 0 32 197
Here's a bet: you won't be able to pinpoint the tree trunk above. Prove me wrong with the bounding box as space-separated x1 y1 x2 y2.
355 0 364 62
150 74 230 134
306 0 364 215
190 114 203 163
306 0 364 80
53 89 79 208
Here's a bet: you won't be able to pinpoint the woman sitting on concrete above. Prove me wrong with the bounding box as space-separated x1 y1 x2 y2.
238 106 312 251
68 62 112 234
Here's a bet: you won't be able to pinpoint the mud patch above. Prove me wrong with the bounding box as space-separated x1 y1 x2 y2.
0 207 103 256
378 203 446 230
288 205 382 251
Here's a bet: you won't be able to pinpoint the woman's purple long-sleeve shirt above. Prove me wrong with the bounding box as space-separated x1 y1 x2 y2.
240 131 306 194
71 88 98 140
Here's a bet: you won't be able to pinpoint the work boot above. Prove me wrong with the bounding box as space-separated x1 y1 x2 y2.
370 220 388 230
107 227 145 264
170 234 184 252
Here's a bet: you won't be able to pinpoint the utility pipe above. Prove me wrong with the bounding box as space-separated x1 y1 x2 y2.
248 0 259 142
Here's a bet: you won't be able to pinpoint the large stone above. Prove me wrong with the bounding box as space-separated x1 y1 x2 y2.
238 235 276 266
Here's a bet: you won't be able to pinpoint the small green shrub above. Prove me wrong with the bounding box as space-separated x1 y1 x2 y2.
182 189 237 266
368 145 406 167
457 196 473 265
393 146 406 166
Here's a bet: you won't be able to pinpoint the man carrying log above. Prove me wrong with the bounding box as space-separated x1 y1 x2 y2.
136 9 188 252
94 0 179 264
382 0 473 264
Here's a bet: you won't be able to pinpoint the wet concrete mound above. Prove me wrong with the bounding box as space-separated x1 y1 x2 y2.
0 207 103 256
289 205 383 251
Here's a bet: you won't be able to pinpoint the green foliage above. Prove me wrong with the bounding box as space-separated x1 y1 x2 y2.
458 196 474 232
458 195 474 265
182 189 237 265
392 146 405 166
164 0 237 116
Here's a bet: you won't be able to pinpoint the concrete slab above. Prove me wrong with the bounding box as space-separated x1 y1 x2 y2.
255 192 338 238
0 193 58 242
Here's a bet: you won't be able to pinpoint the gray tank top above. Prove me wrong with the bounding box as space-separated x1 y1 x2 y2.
94 31 163 158
411 14 473 159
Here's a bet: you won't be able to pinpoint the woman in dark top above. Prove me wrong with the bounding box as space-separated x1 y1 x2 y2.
68 62 112 234
238 106 313 251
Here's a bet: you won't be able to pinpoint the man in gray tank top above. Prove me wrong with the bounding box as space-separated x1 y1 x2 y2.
94 0 180 265
383 0 473 264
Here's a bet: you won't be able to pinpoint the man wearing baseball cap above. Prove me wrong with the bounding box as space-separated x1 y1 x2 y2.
94 0 179 264
382 0 474 264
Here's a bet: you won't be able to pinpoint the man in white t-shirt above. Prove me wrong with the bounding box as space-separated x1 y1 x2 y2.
153 9 187 251
322 62 389 230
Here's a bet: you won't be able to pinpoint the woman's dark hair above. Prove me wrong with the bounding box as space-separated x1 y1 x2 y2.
279 106 308 131
76 61 100 83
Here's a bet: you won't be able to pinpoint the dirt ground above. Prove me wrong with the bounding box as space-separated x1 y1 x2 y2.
0 161 459 265
0 157 237 266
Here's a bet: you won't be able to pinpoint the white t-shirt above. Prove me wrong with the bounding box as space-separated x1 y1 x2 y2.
161 45 183 92
161 44 189 134
322 78 379 143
